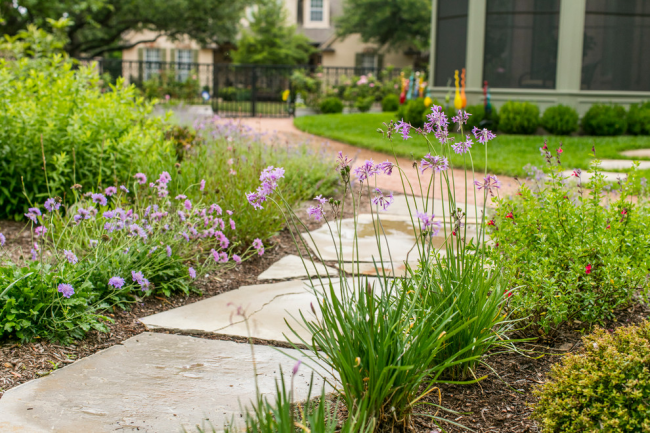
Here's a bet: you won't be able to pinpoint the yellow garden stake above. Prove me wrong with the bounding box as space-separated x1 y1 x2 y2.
282 89 290 102
453 70 462 110
460 68 467 108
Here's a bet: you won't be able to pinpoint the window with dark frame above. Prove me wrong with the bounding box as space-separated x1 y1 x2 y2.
434 0 468 87
310 0 323 21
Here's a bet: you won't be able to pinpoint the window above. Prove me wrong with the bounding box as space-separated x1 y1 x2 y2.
582 0 650 91
434 0 468 87
144 48 161 81
483 0 560 89
310 0 323 21
361 53 376 69
176 49 192 82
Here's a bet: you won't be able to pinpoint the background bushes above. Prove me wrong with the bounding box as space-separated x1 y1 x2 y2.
582 104 628 136
319 96 344 114
463 104 499 132
627 101 650 135
396 98 426 128
498 101 539 134
541 104 579 135
381 94 399 112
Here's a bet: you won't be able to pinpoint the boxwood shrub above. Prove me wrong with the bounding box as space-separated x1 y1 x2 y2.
381 94 400 112
541 104 579 135
533 322 650 432
396 98 426 128
498 101 540 134
581 104 628 136
319 96 344 114
462 104 499 132
627 101 650 135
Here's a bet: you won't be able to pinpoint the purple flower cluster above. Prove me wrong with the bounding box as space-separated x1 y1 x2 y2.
472 127 497 145
131 271 150 291
57 283 74 298
452 109 471 127
92 193 107 206
424 106 450 144
105 186 117 196
63 249 78 264
108 276 125 289
420 154 449 173
25 207 41 223
44 198 60 212
416 212 442 236
34 226 47 237
474 175 501 196
307 195 329 221
451 135 473 155
0 233 5 247
353 159 394 183
395 119 412 140
246 166 285 210
372 189 394 211
134 173 147 185
253 238 264 256
188 267 196 279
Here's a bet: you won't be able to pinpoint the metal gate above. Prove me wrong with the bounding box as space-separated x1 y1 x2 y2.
213 64 295 118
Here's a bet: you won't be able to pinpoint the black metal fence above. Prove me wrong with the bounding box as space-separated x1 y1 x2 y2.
81 58 404 117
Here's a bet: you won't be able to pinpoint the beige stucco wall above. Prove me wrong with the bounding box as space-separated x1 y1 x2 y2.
122 29 213 64
321 34 414 68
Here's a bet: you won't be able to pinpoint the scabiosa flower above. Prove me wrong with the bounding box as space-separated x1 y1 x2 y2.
472 127 496 144
452 135 473 154
209 204 223 215
44 198 60 212
166 245 172 257
34 226 47 237
30 248 38 261
57 283 74 298
177 210 186 221
200 179 206 191
63 250 78 264
181 231 190 242
229 219 236 230
103 210 115 219
416 212 441 236
474 175 502 196
376 160 394 176
188 267 196 279
24 210 39 223
157 171 172 185
89 239 98 248
420 154 449 173
131 271 150 291
0 233 5 246
253 238 264 256
120 185 129 193
585 264 592 274
184 199 192 211
175 194 187 200
233 254 241 263
91 193 107 206
395 119 412 140
226 210 233 215
219 252 228 263
134 173 147 184
105 186 117 196
108 276 125 289
354 160 379 182
372 189 394 211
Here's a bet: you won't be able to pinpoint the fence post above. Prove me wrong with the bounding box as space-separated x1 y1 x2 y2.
251 66 257 118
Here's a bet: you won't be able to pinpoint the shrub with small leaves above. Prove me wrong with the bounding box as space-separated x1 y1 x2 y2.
381 94 399 112
541 104 579 135
396 98 426 128
498 101 540 134
462 104 499 132
533 321 650 432
354 96 374 113
319 96 344 114
581 104 627 136
627 101 650 136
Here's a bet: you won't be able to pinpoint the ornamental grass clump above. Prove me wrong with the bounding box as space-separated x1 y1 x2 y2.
245 103 512 430
488 145 650 336
533 321 650 432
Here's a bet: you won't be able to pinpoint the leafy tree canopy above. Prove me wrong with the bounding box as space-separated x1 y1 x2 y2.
0 0 254 57
335 0 431 51
231 0 315 65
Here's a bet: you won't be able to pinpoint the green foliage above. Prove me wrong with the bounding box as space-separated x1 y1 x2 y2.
218 86 251 102
627 101 650 136
489 155 650 336
354 96 374 113
232 0 315 65
381 94 399 112
582 104 628 136
462 104 499 132
140 69 201 101
319 97 344 114
498 101 540 134
541 104 579 135
1 0 253 57
396 98 426 128
533 322 650 432
336 0 431 51
290 69 322 109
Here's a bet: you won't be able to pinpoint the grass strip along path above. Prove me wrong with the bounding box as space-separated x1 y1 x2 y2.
294 113 650 178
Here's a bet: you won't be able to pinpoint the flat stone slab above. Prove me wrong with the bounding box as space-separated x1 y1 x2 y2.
598 159 650 170
141 280 329 343
560 170 627 182
383 195 488 220
620 149 650 158
339 261 415 278
0 333 332 433
258 254 337 280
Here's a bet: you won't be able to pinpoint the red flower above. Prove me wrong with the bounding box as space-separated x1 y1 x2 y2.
606 224 611 229
452 231 456 236
571 171 580 177
505 212 514 219
506 291 512 298
557 148 564 154
563 195 569 199
621 209 628 215
487 220 495 226
585 264 592 274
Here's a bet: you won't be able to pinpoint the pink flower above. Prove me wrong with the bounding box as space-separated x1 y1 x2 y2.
34 226 48 237
233 254 241 263
253 238 264 256
200 179 206 191
134 173 147 184
585 264 592 274
229 219 236 230
420 154 449 173
184 199 192 211
105 186 117 196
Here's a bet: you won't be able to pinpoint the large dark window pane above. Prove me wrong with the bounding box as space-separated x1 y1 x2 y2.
582 0 650 91
434 0 468 87
484 0 559 89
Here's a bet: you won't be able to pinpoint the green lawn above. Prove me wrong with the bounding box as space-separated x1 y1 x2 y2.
294 113 650 178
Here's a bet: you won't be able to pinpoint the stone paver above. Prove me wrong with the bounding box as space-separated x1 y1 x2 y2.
620 149 650 158
338 261 415 278
0 333 332 433
560 170 627 182
598 159 650 170
257 254 337 280
384 195 490 220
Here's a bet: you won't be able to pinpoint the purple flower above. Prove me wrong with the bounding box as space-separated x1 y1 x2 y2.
175 194 187 200
0 233 5 246
33 242 39 252
395 119 412 140
63 250 78 264
29 207 42 216
134 173 147 185
166 245 172 257
108 276 125 289
292 360 302 375
314 195 328 205
184 199 192 211
199 179 206 191
103 211 115 219
472 127 497 144
229 219 236 230
233 254 241 263
129 223 148 239
131 271 150 291
246 166 285 210
253 238 264 256
424 106 449 137
372 189 394 211
219 252 228 263
77 207 92 221
105 187 117 196
177 211 186 221
474 175 501 196
416 212 442 236
246 192 266 210
34 226 47 237
337 151 352 170
376 160 394 176
420 154 449 173
226 210 233 215
354 160 379 183
120 185 130 193
452 109 471 127
307 206 324 221
92 193 107 206
89 239 98 248
30 248 38 261
181 231 190 242
452 135 473 154
188 267 196 279
57 283 74 298
209 204 223 215
157 171 172 185
24 211 39 223
104 222 115 233
44 198 60 212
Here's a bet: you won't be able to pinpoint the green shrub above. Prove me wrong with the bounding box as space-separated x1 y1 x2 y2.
489 154 650 336
354 96 374 113
627 101 650 135
381 94 399 112
396 98 426 128
0 55 169 220
462 104 500 132
319 96 344 114
533 322 650 432
581 104 627 136
498 101 540 134
541 104 579 135
218 86 251 102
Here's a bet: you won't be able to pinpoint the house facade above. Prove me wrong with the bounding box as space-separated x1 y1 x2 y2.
429 0 650 114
